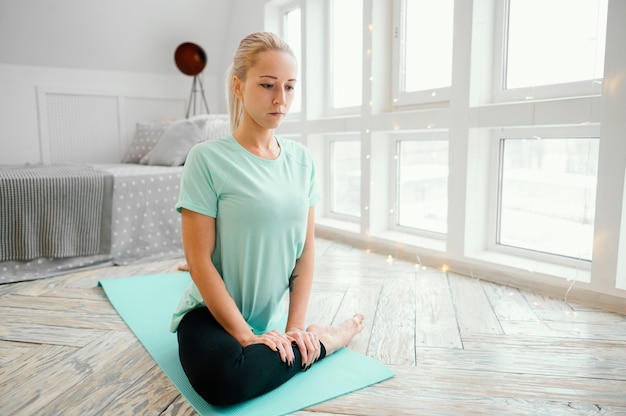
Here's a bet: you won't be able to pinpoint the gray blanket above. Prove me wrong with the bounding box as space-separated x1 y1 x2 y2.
0 164 113 261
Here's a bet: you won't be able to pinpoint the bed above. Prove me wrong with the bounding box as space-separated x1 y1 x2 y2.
0 114 230 284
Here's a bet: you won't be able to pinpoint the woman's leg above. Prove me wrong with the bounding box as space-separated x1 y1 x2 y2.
177 307 326 406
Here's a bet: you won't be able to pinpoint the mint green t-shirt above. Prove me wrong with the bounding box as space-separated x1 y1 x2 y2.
170 135 320 334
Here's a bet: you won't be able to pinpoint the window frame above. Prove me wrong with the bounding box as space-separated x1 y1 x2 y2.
280 1 303 119
326 133 362 222
390 131 449 239
326 0 364 116
491 0 606 103
486 125 600 270
391 0 453 108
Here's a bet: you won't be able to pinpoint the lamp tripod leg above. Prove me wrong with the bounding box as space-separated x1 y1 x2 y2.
185 76 197 118
196 76 210 114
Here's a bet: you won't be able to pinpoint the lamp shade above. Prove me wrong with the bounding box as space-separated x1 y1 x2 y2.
174 42 207 76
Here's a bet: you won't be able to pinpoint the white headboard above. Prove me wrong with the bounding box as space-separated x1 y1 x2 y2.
37 86 186 164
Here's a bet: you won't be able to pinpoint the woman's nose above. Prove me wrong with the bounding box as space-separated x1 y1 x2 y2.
273 89 286 105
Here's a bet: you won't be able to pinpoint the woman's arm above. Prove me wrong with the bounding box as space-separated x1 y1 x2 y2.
285 207 321 368
181 208 296 363
286 206 316 331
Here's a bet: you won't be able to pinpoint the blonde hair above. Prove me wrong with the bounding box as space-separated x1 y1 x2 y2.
226 32 295 132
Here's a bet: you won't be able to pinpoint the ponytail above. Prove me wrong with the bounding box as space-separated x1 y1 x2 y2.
226 65 242 133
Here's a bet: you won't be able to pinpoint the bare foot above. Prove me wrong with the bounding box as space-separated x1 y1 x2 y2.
177 262 189 272
307 314 365 356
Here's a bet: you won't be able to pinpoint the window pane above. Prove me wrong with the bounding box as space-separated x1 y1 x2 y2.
331 141 361 217
331 0 362 108
284 8 302 113
397 140 448 233
506 0 608 89
498 138 599 260
403 0 454 92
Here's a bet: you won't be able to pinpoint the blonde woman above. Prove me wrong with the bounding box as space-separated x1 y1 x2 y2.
170 32 364 406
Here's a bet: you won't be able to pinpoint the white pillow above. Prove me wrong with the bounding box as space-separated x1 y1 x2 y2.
189 114 231 142
121 121 171 163
140 118 208 166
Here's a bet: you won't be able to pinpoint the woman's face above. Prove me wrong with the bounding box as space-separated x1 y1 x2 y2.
234 50 297 130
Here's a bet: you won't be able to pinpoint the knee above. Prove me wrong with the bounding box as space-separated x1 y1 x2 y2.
181 360 238 406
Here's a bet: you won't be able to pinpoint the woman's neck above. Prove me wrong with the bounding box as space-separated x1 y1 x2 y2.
233 123 280 160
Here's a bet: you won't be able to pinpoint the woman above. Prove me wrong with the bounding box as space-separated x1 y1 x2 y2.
170 32 364 407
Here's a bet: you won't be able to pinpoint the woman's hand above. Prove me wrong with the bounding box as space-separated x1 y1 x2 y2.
286 328 321 370
242 330 296 366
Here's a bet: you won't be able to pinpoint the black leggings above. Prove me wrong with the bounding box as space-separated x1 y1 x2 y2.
177 307 327 406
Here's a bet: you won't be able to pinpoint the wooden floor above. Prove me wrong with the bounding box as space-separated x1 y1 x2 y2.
1 238 626 415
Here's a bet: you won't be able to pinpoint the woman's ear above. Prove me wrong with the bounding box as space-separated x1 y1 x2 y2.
233 76 243 99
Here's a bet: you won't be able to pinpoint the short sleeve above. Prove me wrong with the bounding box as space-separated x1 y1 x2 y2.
175 144 218 217
307 151 321 207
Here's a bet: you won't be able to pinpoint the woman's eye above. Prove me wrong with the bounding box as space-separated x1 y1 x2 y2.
261 83 273 89
286 85 295 92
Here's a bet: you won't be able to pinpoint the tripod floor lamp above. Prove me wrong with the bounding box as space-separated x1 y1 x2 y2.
174 42 210 117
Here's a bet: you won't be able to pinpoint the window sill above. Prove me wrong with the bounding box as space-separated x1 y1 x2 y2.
469 250 591 283
316 218 360 235
373 230 446 253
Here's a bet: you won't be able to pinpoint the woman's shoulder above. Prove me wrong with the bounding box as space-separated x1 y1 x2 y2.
188 135 236 158
278 137 314 162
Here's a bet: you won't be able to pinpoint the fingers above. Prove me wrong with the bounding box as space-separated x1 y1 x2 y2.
247 330 322 370
243 330 295 365
287 330 320 370
267 330 295 365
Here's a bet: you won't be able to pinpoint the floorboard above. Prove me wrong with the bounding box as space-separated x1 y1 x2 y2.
1 238 625 415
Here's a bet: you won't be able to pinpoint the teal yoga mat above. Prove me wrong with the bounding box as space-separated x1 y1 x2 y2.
99 272 394 415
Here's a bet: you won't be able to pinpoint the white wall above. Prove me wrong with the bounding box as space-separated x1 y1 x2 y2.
0 0 268 165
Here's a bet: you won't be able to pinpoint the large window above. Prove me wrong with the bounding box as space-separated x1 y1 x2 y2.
260 0 626 304
330 139 361 218
330 0 363 110
497 136 599 261
496 0 608 100
396 138 448 234
393 0 454 105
